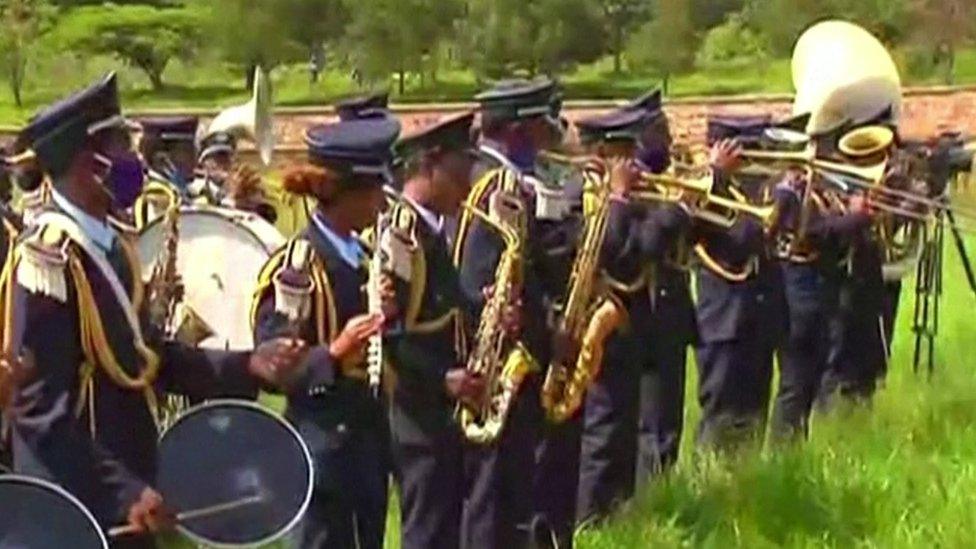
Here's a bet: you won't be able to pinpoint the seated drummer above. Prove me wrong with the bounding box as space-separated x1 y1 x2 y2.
0 73 306 546
132 117 199 227
384 112 487 549
251 115 400 549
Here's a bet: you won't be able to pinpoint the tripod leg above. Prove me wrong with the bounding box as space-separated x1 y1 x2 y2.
946 209 976 298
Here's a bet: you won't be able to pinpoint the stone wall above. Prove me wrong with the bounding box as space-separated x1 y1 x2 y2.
7 86 976 163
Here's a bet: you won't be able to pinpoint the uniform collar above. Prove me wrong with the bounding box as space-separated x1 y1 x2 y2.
50 188 116 251
402 195 443 234
311 211 364 269
478 142 522 174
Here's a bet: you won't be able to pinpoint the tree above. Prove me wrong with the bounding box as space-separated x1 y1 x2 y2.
598 0 650 74
910 0 976 84
201 0 303 90
0 0 55 107
626 0 695 93
460 0 606 80
695 13 769 71
343 0 463 95
55 4 203 90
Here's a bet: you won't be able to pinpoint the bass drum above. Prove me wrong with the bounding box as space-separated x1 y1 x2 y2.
138 205 286 351
0 475 107 549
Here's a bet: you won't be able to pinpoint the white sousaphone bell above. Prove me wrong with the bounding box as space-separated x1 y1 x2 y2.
199 66 275 166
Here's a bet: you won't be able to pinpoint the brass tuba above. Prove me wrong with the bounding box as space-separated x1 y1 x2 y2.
541 159 625 423
199 66 275 166
456 183 537 444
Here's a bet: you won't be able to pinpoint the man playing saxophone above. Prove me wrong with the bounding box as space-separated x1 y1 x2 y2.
381 112 490 549
454 78 564 549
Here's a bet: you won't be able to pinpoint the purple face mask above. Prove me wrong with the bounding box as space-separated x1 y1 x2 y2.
636 142 671 175
104 152 145 210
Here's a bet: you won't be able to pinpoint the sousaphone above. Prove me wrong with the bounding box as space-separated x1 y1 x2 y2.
199 66 275 166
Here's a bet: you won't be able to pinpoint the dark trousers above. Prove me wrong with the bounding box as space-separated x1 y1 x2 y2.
576 334 640 524
819 311 883 408
636 338 687 485
533 416 581 548
293 431 389 549
695 338 771 450
393 432 464 549
771 263 830 440
461 379 541 549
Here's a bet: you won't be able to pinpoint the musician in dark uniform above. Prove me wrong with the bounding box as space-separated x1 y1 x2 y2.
252 114 401 549
1 73 306 548
456 78 564 549
630 92 697 482
132 117 199 228
385 112 487 549
576 92 697 524
767 122 876 440
817 118 891 407
692 114 783 449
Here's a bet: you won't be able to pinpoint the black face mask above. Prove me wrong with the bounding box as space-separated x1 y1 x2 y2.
636 142 671 174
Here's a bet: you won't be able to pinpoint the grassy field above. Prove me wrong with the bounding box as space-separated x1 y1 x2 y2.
3 49 976 127
575 190 976 548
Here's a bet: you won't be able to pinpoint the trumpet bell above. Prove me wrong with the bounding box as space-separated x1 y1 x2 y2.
838 125 895 158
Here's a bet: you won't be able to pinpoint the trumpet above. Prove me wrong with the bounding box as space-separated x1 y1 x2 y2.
633 171 776 227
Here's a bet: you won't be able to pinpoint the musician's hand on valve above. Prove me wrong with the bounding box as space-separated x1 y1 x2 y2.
445 368 487 408
849 193 874 216
329 313 384 379
125 487 175 535
249 338 309 388
710 139 743 174
608 157 638 197
379 273 399 321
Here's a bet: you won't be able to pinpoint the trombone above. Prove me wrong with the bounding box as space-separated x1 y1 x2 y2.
634 171 776 228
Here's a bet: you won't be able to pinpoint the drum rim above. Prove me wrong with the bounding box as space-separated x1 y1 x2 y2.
137 204 285 256
0 474 109 549
157 399 314 549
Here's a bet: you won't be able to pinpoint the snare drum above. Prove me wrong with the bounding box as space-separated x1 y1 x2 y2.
0 475 107 549
138 205 286 351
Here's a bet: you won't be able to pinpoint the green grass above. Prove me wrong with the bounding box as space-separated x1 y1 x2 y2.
576 187 976 548
3 49 976 127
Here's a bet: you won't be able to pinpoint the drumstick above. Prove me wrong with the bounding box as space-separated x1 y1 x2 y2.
107 493 265 538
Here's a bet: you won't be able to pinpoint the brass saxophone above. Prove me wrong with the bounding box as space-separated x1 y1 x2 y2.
146 202 214 428
541 159 625 423
457 189 537 445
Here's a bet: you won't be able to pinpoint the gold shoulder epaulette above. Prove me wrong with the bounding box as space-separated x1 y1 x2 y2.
16 223 70 303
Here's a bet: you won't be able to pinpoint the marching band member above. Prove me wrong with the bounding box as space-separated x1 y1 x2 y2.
629 92 697 483
575 91 696 524
692 114 784 450
456 78 561 549
132 117 199 227
385 112 486 549
767 122 876 440
251 114 401 548
817 116 893 408
0 73 307 548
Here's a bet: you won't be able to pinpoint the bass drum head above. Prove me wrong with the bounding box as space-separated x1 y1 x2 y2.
138 206 285 351
0 475 107 549
156 400 313 548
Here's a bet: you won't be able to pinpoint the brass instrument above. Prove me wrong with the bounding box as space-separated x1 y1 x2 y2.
365 210 386 398
541 159 625 423
200 66 275 166
146 202 214 427
457 192 537 445
634 171 776 227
